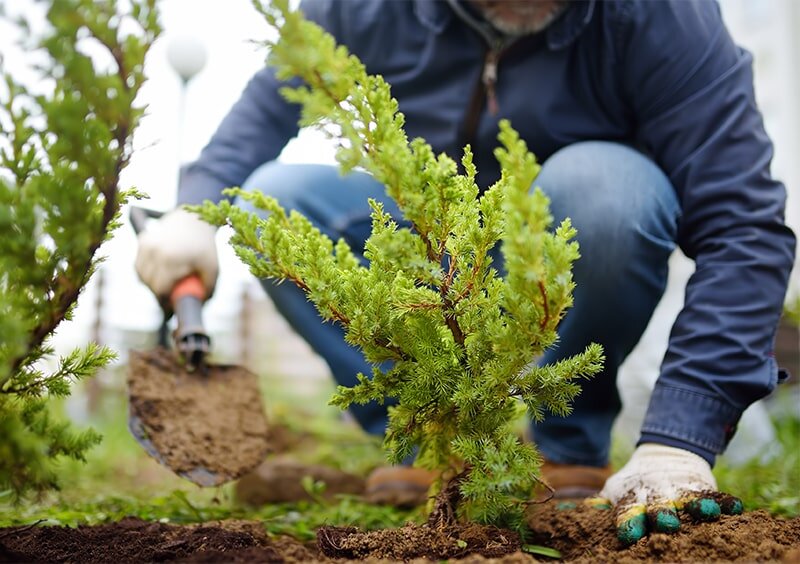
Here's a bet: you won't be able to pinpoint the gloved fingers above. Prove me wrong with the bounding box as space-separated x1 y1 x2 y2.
133 208 219 299
645 500 680 534
136 247 217 301
614 501 648 546
615 492 742 545
614 499 680 545
678 490 742 521
708 491 744 515
584 496 612 510
680 496 720 522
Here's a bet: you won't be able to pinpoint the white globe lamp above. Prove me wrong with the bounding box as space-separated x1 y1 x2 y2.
166 36 207 84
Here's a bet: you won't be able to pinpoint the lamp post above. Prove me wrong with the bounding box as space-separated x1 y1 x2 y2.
166 35 208 185
154 36 207 348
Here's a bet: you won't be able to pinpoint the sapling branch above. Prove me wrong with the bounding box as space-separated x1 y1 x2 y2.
538 280 550 330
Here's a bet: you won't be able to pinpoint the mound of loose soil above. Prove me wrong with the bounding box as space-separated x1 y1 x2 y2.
525 501 800 563
317 522 520 560
2 506 799 563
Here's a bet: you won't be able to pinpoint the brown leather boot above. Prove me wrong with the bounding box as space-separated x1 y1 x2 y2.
537 459 613 499
234 457 365 505
364 466 438 508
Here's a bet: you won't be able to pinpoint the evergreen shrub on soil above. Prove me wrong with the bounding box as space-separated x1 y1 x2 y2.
0 0 159 498
196 0 604 533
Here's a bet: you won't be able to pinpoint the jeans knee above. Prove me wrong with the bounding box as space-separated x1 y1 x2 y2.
238 162 338 213
536 141 680 253
236 161 390 253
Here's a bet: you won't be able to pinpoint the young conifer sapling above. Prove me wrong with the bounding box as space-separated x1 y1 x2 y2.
196 0 603 529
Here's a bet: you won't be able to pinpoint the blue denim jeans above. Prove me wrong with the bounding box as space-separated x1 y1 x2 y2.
238 141 680 466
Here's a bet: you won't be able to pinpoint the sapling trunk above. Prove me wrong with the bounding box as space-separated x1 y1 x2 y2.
196 0 604 530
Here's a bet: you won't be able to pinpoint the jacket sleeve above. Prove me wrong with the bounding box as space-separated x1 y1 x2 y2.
618 1 796 463
177 0 340 206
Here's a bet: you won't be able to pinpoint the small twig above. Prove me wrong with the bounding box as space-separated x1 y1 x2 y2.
317 525 345 550
423 234 439 263
405 397 438 432
401 302 442 311
523 474 555 505
441 254 458 295
537 280 549 329
453 257 483 303
0 519 46 539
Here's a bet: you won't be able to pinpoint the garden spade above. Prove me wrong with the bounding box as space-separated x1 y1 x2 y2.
127 207 270 487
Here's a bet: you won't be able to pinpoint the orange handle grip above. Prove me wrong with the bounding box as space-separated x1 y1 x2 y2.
170 275 206 306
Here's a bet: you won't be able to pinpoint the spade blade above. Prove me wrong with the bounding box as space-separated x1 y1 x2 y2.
127 348 270 486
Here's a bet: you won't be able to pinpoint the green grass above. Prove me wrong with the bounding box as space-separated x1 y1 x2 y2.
715 412 800 517
2 378 797 537
0 379 415 535
0 491 422 540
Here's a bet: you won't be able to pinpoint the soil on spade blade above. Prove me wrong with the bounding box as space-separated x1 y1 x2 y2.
2 504 799 563
127 348 270 486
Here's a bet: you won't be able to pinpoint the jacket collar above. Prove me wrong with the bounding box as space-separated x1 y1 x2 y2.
546 0 595 50
413 0 595 50
413 0 452 33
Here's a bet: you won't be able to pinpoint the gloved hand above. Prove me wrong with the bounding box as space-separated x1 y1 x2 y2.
591 443 743 546
134 208 219 304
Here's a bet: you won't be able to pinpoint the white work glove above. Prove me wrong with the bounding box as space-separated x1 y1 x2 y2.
590 443 743 545
134 208 219 304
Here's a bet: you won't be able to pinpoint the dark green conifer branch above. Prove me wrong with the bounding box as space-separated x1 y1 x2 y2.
0 0 160 497
196 0 603 529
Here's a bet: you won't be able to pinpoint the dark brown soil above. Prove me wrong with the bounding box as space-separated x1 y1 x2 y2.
0 518 288 563
127 348 270 486
2 505 799 563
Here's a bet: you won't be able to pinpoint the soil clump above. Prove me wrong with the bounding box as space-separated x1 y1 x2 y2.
127 348 270 485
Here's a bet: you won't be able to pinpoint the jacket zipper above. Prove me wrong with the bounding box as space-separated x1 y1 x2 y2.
461 40 507 150
482 49 500 116
445 0 511 148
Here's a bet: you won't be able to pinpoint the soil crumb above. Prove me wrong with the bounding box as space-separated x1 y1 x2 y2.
317 523 521 560
128 348 270 486
526 500 800 563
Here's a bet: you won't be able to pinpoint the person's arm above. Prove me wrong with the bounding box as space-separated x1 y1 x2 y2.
617 0 796 463
596 0 796 545
176 67 301 206
178 0 342 206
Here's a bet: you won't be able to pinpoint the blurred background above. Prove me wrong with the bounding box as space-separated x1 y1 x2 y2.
1 0 798 482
